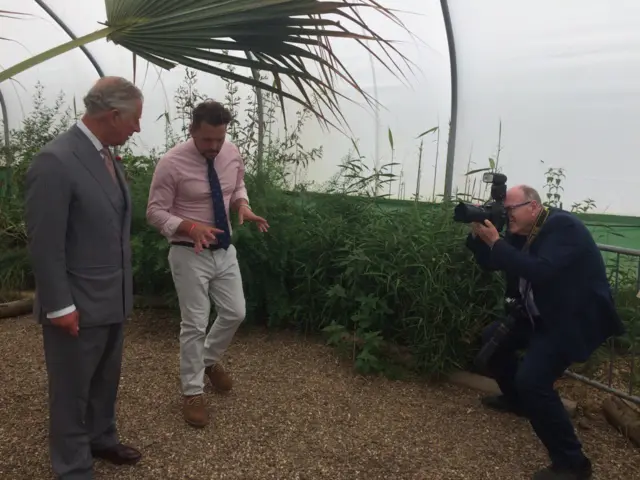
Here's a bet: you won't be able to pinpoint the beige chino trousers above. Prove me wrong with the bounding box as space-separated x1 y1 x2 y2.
168 244 246 396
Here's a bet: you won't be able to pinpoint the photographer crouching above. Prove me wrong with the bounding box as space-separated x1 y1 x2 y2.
460 180 624 480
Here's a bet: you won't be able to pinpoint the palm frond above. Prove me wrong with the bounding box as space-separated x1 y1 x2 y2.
106 0 413 126
0 9 33 43
0 9 31 19
1 0 415 127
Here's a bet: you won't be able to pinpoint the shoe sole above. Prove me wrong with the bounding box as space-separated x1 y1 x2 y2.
185 418 208 428
91 453 142 466
213 385 232 394
485 406 526 417
481 399 526 417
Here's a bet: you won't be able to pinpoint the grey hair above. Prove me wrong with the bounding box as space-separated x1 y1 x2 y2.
520 185 543 205
83 76 143 116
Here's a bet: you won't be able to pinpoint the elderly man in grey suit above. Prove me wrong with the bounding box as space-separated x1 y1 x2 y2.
24 76 144 480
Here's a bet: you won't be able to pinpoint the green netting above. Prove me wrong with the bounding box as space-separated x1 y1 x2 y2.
288 191 640 251
587 223 640 251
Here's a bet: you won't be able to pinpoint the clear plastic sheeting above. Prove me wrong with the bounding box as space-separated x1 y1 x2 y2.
448 0 640 215
1 0 639 215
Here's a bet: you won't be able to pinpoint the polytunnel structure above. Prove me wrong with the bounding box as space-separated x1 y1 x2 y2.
2 3 640 480
1 0 640 221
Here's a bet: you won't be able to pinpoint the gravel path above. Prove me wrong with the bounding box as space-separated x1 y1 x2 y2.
0 312 638 480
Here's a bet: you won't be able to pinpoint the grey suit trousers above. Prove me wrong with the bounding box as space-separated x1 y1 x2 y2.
42 324 124 480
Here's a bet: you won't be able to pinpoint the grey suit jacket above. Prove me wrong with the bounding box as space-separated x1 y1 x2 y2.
24 125 133 327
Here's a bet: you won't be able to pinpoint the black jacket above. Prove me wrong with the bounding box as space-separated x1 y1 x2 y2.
466 209 625 363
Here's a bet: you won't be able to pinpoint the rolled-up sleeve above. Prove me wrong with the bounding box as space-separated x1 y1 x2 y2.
146 157 183 237
230 148 249 206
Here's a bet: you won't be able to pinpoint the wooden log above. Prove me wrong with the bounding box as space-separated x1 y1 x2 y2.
0 297 34 319
602 395 640 447
449 371 578 417
0 293 172 319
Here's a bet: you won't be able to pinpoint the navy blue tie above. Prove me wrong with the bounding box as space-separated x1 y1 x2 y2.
206 157 231 250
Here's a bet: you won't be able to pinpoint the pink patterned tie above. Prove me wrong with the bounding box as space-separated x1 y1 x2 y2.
101 147 117 183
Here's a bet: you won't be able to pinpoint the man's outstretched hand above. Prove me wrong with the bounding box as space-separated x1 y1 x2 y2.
238 205 269 233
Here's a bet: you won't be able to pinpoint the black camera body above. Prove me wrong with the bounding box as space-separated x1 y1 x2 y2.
473 296 528 372
453 172 508 232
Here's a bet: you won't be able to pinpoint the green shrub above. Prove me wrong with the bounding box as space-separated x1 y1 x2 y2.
232 183 504 376
1 75 637 382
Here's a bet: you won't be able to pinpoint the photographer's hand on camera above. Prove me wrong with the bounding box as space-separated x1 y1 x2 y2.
472 220 501 247
461 183 627 478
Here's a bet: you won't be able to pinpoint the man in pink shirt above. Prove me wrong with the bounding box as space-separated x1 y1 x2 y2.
146 100 268 427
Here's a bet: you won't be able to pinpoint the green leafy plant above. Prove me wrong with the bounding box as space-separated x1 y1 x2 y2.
2 75 638 384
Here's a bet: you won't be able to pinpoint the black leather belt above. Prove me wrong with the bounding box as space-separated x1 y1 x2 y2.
170 241 225 251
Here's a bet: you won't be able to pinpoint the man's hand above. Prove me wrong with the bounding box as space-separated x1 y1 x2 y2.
51 310 79 337
238 205 269 233
473 220 501 247
188 223 224 253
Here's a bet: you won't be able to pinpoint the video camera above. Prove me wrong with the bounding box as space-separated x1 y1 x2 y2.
453 172 508 231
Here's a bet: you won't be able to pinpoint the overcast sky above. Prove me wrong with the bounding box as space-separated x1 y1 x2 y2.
2 0 639 216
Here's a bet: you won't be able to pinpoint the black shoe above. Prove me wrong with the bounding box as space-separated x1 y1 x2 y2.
480 394 526 417
532 458 593 480
91 443 142 466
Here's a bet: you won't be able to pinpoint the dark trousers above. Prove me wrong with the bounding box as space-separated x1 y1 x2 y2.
42 323 124 480
482 319 586 468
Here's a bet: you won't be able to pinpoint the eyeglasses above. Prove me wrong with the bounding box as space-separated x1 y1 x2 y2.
505 201 531 213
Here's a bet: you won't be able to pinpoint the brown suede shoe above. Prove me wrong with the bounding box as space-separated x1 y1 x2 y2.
205 363 233 392
183 394 209 428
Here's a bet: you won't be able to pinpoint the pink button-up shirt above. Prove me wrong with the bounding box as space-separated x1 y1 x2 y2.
146 138 249 243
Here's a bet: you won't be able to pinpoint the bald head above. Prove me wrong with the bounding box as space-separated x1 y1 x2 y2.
509 184 542 205
504 184 543 235
83 76 144 116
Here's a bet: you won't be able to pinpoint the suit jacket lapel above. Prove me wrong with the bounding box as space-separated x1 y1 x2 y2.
70 126 123 215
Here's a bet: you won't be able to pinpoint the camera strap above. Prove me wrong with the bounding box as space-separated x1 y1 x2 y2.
522 207 550 253
519 207 550 326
